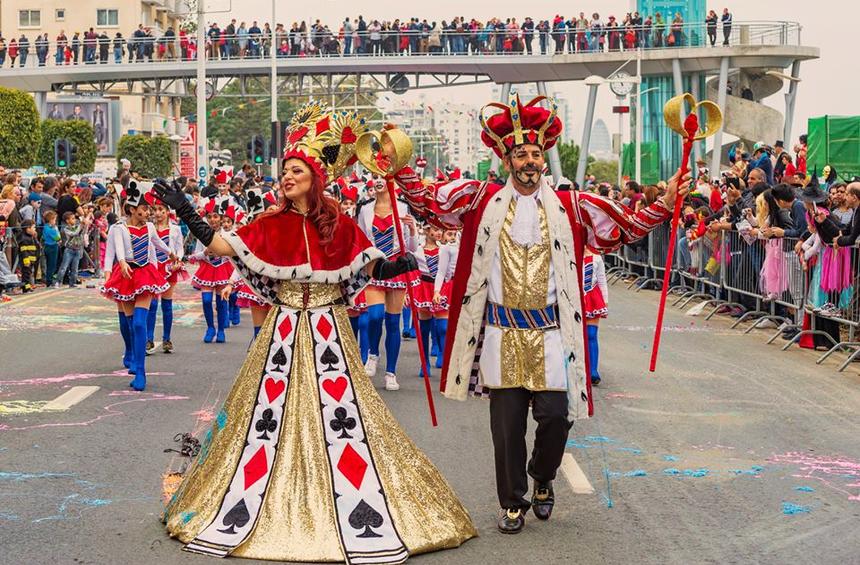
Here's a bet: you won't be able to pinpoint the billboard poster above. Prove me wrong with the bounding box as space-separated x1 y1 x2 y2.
44 100 114 156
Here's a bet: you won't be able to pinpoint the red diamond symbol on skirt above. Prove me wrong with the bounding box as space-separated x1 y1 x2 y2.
243 446 268 490
337 443 368 490
278 316 293 341
315 315 333 341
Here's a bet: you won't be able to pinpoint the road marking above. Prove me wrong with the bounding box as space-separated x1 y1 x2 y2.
42 386 100 411
0 288 73 308
560 452 595 494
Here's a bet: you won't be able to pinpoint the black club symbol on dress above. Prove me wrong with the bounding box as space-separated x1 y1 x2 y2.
329 407 356 439
255 408 278 440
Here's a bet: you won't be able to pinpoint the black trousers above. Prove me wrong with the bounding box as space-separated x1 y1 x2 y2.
489 387 572 510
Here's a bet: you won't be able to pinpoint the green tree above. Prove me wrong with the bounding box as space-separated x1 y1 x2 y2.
179 79 296 166
586 160 619 184
37 120 97 175
0 87 42 169
555 140 594 181
116 135 173 178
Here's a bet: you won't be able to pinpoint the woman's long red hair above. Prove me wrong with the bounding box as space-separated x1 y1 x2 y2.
261 166 340 254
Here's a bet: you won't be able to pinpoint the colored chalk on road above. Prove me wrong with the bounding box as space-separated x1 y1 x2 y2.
664 468 710 477
782 502 811 515
663 455 679 461
794 486 815 492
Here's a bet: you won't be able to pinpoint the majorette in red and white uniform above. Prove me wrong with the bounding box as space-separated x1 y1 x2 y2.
413 243 455 313
190 197 235 289
355 194 419 291
101 186 172 302
155 220 188 285
582 251 608 319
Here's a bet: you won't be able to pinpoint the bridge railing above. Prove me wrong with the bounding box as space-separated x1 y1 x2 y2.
0 21 803 70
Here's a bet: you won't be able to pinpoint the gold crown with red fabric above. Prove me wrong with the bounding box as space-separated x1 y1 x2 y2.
283 101 367 182
480 92 563 158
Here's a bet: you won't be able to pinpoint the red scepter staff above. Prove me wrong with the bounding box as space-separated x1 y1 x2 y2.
358 128 438 426
649 94 722 372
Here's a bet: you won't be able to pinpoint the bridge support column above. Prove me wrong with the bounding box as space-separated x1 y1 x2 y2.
33 91 48 119
783 60 801 146
490 83 511 175
536 81 563 183
672 59 683 97
576 80 600 189
710 57 730 175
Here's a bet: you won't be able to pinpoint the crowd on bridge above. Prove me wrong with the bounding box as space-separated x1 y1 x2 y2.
0 8 737 67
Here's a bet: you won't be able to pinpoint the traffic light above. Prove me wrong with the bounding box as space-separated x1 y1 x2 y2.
252 134 267 165
68 142 78 167
54 138 70 168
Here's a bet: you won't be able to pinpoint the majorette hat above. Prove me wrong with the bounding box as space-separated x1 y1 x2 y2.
245 187 279 220
480 92 563 159
215 195 245 224
213 166 234 185
125 180 154 208
283 101 367 183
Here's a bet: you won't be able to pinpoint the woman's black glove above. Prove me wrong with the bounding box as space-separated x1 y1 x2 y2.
371 253 418 280
152 178 216 246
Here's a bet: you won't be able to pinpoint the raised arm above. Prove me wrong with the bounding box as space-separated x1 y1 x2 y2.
575 170 689 253
394 166 485 229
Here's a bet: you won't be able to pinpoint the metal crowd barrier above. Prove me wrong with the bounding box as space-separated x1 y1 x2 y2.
614 229 860 372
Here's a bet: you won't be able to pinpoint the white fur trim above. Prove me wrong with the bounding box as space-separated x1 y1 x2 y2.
222 230 385 285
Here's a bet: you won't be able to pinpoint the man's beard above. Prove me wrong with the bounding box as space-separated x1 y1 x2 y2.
513 165 541 188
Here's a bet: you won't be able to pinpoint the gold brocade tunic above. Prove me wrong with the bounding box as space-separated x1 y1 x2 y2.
478 198 566 392
164 281 476 563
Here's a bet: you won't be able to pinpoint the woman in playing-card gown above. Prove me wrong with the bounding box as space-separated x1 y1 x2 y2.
158 102 476 564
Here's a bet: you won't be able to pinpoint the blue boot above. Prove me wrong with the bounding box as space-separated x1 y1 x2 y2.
419 318 434 377
202 292 215 343
384 312 402 374
146 298 159 347
587 324 601 385
434 318 448 369
124 314 136 375
118 312 133 370
215 295 228 343
129 307 149 391
229 292 241 325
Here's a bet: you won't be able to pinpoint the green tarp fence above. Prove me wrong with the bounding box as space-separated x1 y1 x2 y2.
621 141 660 185
807 116 860 179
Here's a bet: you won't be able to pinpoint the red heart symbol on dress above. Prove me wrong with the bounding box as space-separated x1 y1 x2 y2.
322 376 348 402
264 378 285 403
341 127 357 144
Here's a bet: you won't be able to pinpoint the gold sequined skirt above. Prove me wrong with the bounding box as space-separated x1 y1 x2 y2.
163 299 477 562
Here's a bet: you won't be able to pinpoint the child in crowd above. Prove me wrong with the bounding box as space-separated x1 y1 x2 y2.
17 219 40 293
54 211 86 288
42 210 61 286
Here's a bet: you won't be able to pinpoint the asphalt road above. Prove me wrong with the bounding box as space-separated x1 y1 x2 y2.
1 280 859 565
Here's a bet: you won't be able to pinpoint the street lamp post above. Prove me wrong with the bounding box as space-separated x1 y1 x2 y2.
195 0 207 183
270 0 279 178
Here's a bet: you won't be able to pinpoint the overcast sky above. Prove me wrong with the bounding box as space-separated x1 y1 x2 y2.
206 0 857 150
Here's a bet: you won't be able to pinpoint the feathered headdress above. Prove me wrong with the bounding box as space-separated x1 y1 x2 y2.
283 101 367 182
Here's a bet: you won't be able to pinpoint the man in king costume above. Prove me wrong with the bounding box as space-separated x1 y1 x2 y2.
395 92 689 534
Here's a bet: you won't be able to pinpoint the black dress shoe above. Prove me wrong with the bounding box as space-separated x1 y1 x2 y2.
531 482 555 521
497 508 525 534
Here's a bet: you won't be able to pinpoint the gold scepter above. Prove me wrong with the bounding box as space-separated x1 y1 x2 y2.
649 94 722 372
356 127 438 427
